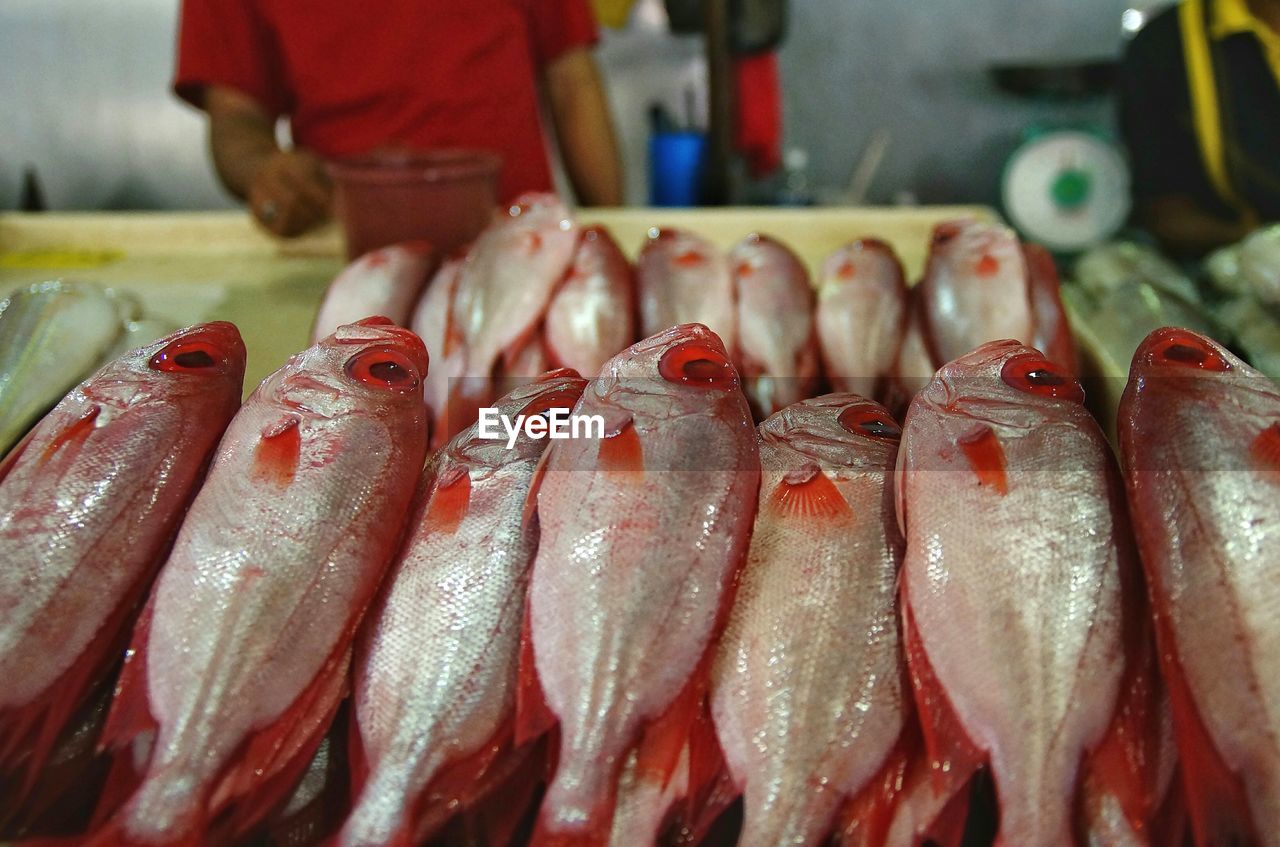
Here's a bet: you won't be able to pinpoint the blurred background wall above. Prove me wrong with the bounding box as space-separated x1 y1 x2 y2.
0 0 1175 211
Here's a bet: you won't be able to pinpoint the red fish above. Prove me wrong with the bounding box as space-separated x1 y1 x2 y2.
710 394 908 847
410 255 464 447
521 323 760 845
340 371 586 847
636 229 737 352
1023 242 1077 375
816 239 908 402
1119 327 1280 846
311 242 436 343
545 225 636 378
0 323 245 829
449 194 578 429
730 233 819 417
897 340 1146 845
85 317 429 846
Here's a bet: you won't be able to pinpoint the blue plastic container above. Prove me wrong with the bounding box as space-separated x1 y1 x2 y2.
649 131 708 207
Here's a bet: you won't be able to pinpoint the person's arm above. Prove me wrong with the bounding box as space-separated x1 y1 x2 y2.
544 47 623 207
206 86 331 237
1140 195 1254 258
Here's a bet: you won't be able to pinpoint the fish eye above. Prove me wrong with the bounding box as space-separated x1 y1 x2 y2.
658 340 737 390
837 405 901 441
1000 353 1084 403
149 338 221 372
520 390 579 421
344 346 420 392
1145 329 1232 372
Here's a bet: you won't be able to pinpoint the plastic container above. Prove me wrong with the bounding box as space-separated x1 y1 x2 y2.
327 149 502 259
649 131 708 207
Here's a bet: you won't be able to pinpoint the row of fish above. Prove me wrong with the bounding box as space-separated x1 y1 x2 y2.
311 197 1077 444
2 305 1275 846
0 280 175 458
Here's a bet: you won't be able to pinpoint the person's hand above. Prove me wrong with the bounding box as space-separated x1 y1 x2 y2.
247 149 333 237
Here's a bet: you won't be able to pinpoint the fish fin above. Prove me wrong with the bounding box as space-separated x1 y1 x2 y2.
515 597 557 747
900 592 983 820
469 742 546 847
1152 602 1261 845
956 425 1007 495
423 466 471 535
681 766 738 847
0 567 147 803
598 418 643 478
682 694 727 827
833 729 912 847
207 647 350 839
634 665 704 791
37 405 101 466
767 466 852 522
251 416 301 487
1152 765 1190 847
521 447 554 531
421 732 545 845
1250 422 1280 474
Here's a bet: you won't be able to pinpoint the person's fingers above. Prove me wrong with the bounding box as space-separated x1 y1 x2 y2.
278 165 332 217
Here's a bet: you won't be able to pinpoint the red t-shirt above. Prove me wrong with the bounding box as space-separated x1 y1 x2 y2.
174 0 598 201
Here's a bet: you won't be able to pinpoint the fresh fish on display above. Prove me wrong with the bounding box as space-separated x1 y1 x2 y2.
521 323 760 844
0 323 246 829
815 239 908 401
449 194 578 429
545 225 636 378
710 394 907 847
86 317 429 846
340 370 586 847
730 233 819 417
1119 327 1280 845
897 340 1145 844
311 242 436 343
0 281 130 457
410 256 464 447
636 228 737 353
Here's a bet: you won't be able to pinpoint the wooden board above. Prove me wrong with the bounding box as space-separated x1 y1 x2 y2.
0 207 994 393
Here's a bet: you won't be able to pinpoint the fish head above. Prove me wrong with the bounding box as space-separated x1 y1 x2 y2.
642 227 718 272
730 232 807 284
271 317 429 418
928 219 1026 284
502 193 574 239
819 239 905 293
450 368 588 466
89 321 247 405
760 392 901 471
586 323 747 430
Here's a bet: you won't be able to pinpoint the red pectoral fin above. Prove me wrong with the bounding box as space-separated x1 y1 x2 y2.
424 467 471 535
39 405 101 465
598 419 643 479
957 425 1007 495
768 466 852 523
252 416 301 488
1250 423 1280 474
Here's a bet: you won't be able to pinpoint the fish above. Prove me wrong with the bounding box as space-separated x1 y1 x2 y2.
897 339 1142 845
815 239 908 401
410 256 464 447
311 242 436 343
730 233 819 417
0 323 245 829
884 291 936 417
449 194 578 423
1023 243 1077 375
710 394 908 847
340 370 587 847
545 225 636 378
1118 327 1280 845
85 317 430 846
636 228 736 353
916 220 1035 366
521 323 760 845
0 280 129 457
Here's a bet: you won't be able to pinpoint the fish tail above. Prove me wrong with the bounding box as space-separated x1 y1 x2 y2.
832 728 912 847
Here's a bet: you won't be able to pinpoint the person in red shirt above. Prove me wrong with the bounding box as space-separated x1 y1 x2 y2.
175 0 624 236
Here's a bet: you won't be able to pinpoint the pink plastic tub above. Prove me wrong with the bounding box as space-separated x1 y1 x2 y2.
328 149 502 259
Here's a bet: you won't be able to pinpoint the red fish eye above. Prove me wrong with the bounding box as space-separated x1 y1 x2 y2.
1000 353 1084 403
521 390 579 419
344 347 420 393
838 406 901 441
1146 330 1232 371
149 339 220 372
658 340 736 390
